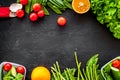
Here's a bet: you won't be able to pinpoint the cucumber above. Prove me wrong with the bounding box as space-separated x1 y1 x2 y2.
111 66 120 80
11 66 17 77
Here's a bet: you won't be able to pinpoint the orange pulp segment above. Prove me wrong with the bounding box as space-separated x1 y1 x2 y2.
72 0 90 14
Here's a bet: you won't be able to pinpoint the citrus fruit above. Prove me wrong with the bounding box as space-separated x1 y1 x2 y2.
72 0 90 14
31 66 51 80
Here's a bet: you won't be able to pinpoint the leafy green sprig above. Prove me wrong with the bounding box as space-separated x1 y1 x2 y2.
51 52 103 80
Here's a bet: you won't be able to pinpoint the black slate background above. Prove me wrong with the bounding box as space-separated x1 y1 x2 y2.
0 0 120 79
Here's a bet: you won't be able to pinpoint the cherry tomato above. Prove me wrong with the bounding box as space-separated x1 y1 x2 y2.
16 9 25 18
57 16 67 26
3 63 12 71
118 65 120 70
112 59 120 68
37 10 45 18
29 12 38 22
32 3 42 12
16 66 25 74
20 0 28 5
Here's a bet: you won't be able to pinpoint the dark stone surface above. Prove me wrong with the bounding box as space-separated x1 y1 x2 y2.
0 0 120 79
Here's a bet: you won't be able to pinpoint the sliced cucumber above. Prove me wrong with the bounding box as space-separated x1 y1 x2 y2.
11 66 17 77
111 66 120 80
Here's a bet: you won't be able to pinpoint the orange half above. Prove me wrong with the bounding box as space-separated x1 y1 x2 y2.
72 0 90 14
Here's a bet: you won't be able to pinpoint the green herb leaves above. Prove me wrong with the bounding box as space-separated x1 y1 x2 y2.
91 0 120 39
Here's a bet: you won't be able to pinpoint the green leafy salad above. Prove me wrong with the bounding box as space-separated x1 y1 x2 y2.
91 0 120 39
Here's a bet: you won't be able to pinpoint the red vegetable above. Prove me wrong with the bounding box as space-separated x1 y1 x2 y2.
37 10 45 18
112 59 120 68
20 0 28 5
16 9 25 18
29 12 38 21
32 3 42 12
57 16 67 26
16 66 25 74
3 63 12 71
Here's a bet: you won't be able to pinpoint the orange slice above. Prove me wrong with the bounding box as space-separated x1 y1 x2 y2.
72 0 90 14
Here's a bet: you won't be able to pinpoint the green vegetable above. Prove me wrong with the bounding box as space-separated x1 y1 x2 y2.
111 66 120 80
38 0 43 4
11 66 17 77
91 0 120 39
17 0 72 15
42 0 48 6
47 2 62 14
104 73 113 80
2 66 24 80
63 0 72 9
14 73 24 80
31 0 37 12
42 6 50 15
51 52 101 80
49 0 65 10
25 0 32 14
74 52 100 80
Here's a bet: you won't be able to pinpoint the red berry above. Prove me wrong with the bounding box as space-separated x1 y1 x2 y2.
37 10 45 18
32 3 42 12
29 12 38 22
20 0 28 5
112 59 120 68
57 16 67 27
16 66 25 74
3 63 12 71
16 9 25 18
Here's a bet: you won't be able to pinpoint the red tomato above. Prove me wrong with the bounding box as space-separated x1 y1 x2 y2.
37 10 45 18
32 3 42 12
16 66 25 74
57 16 67 26
20 0 28 5
29 12 38 22
3 63 12 71
112 59 120 68
16 9 25 18
118 65 120 70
